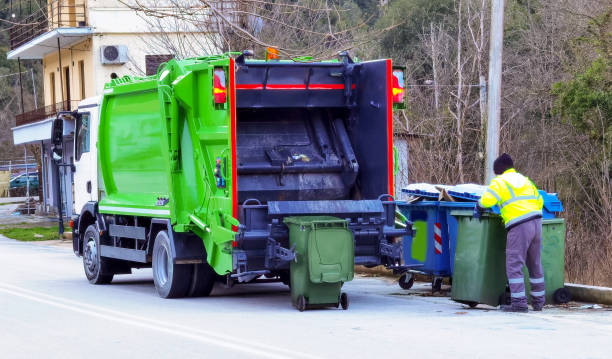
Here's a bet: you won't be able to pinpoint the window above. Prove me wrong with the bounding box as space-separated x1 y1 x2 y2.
145 54 174 76
64 66 71 103
75 113 90 161
79 60 85 99
50 72 56 104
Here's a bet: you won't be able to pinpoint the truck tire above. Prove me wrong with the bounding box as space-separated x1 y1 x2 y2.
152 230 192 298
82 225 114 284
188 262 216 297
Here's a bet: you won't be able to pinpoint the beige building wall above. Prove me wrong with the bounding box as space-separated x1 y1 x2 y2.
40 0 209 108
42 39 94 108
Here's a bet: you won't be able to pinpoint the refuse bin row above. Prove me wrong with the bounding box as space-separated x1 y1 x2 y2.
397 192 570 307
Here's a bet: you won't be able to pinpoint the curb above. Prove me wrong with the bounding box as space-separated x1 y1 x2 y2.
565 283 612 305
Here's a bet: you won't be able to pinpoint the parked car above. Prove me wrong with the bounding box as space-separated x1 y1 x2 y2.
9 173 39 190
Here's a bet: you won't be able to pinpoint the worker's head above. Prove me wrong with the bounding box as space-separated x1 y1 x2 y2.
493 153 514 175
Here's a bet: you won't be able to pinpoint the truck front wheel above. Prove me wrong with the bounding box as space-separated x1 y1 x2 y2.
152 230 192 298
83 225 114 284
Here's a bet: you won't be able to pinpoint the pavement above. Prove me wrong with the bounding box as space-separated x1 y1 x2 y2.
1 235 611 359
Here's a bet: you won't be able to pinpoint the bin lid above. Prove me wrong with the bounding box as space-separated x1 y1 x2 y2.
283 216 348 228
542 218 565 224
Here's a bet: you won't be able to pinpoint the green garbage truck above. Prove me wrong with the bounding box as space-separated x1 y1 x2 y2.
61 52 411 301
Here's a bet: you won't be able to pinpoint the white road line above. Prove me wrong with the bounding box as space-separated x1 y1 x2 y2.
0 282 322 359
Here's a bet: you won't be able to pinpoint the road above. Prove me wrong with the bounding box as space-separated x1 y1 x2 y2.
1 235 611 359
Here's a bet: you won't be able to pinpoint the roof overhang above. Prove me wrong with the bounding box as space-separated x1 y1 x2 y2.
7 27 93 60
12 117 75 145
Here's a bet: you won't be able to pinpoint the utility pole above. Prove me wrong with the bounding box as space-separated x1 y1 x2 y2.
486 0 505 183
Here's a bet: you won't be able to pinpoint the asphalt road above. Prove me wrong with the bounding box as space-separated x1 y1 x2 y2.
1 235 611 359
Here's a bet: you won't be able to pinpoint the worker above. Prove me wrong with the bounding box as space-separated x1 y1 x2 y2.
474 153 545 312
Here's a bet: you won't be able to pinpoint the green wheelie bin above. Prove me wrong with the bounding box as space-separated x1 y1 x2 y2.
523 218 571 304
450 210 508 307
284 216 354 311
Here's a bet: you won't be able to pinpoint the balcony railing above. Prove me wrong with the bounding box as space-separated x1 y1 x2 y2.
15 100 79 127
9 1 87 51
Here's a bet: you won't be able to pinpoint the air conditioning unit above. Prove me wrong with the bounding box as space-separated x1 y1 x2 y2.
100 45 128 65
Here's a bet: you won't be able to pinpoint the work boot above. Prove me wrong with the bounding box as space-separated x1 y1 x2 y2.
500 304 528 313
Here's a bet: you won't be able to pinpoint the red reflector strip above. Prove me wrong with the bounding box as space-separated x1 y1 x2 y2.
236 84 264 90
309 84 344 90
266 84 307 90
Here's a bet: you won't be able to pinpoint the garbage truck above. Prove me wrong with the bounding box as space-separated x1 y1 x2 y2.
62 52 411 301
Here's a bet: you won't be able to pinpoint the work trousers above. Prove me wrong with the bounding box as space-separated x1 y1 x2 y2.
506 217 545 308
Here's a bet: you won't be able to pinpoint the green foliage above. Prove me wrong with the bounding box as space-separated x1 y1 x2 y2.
375 0 454 62
552 58 611 141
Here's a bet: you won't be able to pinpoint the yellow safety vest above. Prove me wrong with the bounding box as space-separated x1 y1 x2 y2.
478 168 544 228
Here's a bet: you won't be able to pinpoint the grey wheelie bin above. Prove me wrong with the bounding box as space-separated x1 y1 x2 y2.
284 216 354 311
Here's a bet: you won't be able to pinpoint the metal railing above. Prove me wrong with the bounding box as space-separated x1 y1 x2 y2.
9 1 88 50
15 100 78 127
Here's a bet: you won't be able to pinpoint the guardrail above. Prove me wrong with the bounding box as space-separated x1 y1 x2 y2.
15 100 78 127
9 1 87 50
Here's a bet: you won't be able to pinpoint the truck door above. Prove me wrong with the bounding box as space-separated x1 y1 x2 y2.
73 101 100 215
354 59 395 198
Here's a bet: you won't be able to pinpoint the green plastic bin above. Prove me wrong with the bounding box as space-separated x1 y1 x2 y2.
284 216 354 311
450 210 508 307
523 218 569 304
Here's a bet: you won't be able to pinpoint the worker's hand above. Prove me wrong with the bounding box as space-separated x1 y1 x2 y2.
473 204 484 219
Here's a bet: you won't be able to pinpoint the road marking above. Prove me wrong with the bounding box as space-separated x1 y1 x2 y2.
0 282 322 359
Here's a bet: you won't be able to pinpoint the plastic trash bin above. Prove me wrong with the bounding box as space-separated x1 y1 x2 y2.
539 191 564 219
284 216 354 311
397 201 451 291
522 218 570 304
450 210 508 307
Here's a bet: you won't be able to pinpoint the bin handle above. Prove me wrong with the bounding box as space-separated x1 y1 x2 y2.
378 194 395 202
242 198 262 206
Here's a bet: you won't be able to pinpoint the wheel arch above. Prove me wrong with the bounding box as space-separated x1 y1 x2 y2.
76 202 104 255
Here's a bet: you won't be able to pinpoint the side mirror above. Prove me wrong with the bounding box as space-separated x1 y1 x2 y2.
51 117 63 162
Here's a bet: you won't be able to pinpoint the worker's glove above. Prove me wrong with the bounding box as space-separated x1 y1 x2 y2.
473 204 484 219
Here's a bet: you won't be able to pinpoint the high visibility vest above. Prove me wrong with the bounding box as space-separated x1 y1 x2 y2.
478 168 544 228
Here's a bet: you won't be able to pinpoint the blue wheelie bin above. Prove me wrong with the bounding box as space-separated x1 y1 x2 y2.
397 201 451 291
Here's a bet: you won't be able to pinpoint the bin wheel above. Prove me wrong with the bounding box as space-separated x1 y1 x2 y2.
340 292 349 310
432 277 443 293
297 295 307 312
398 273 415 290
553 287 571 304
456 300 478 308
499 291 512 306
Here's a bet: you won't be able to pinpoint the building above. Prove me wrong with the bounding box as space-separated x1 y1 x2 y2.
9 0 187 216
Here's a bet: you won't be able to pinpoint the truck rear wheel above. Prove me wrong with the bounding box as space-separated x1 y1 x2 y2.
83 225 114 284
152 230 192 298
188 262 216 297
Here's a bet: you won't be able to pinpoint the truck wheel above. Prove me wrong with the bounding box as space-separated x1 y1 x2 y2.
83 225 114 284
188 262 216 297
152 230 192 298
